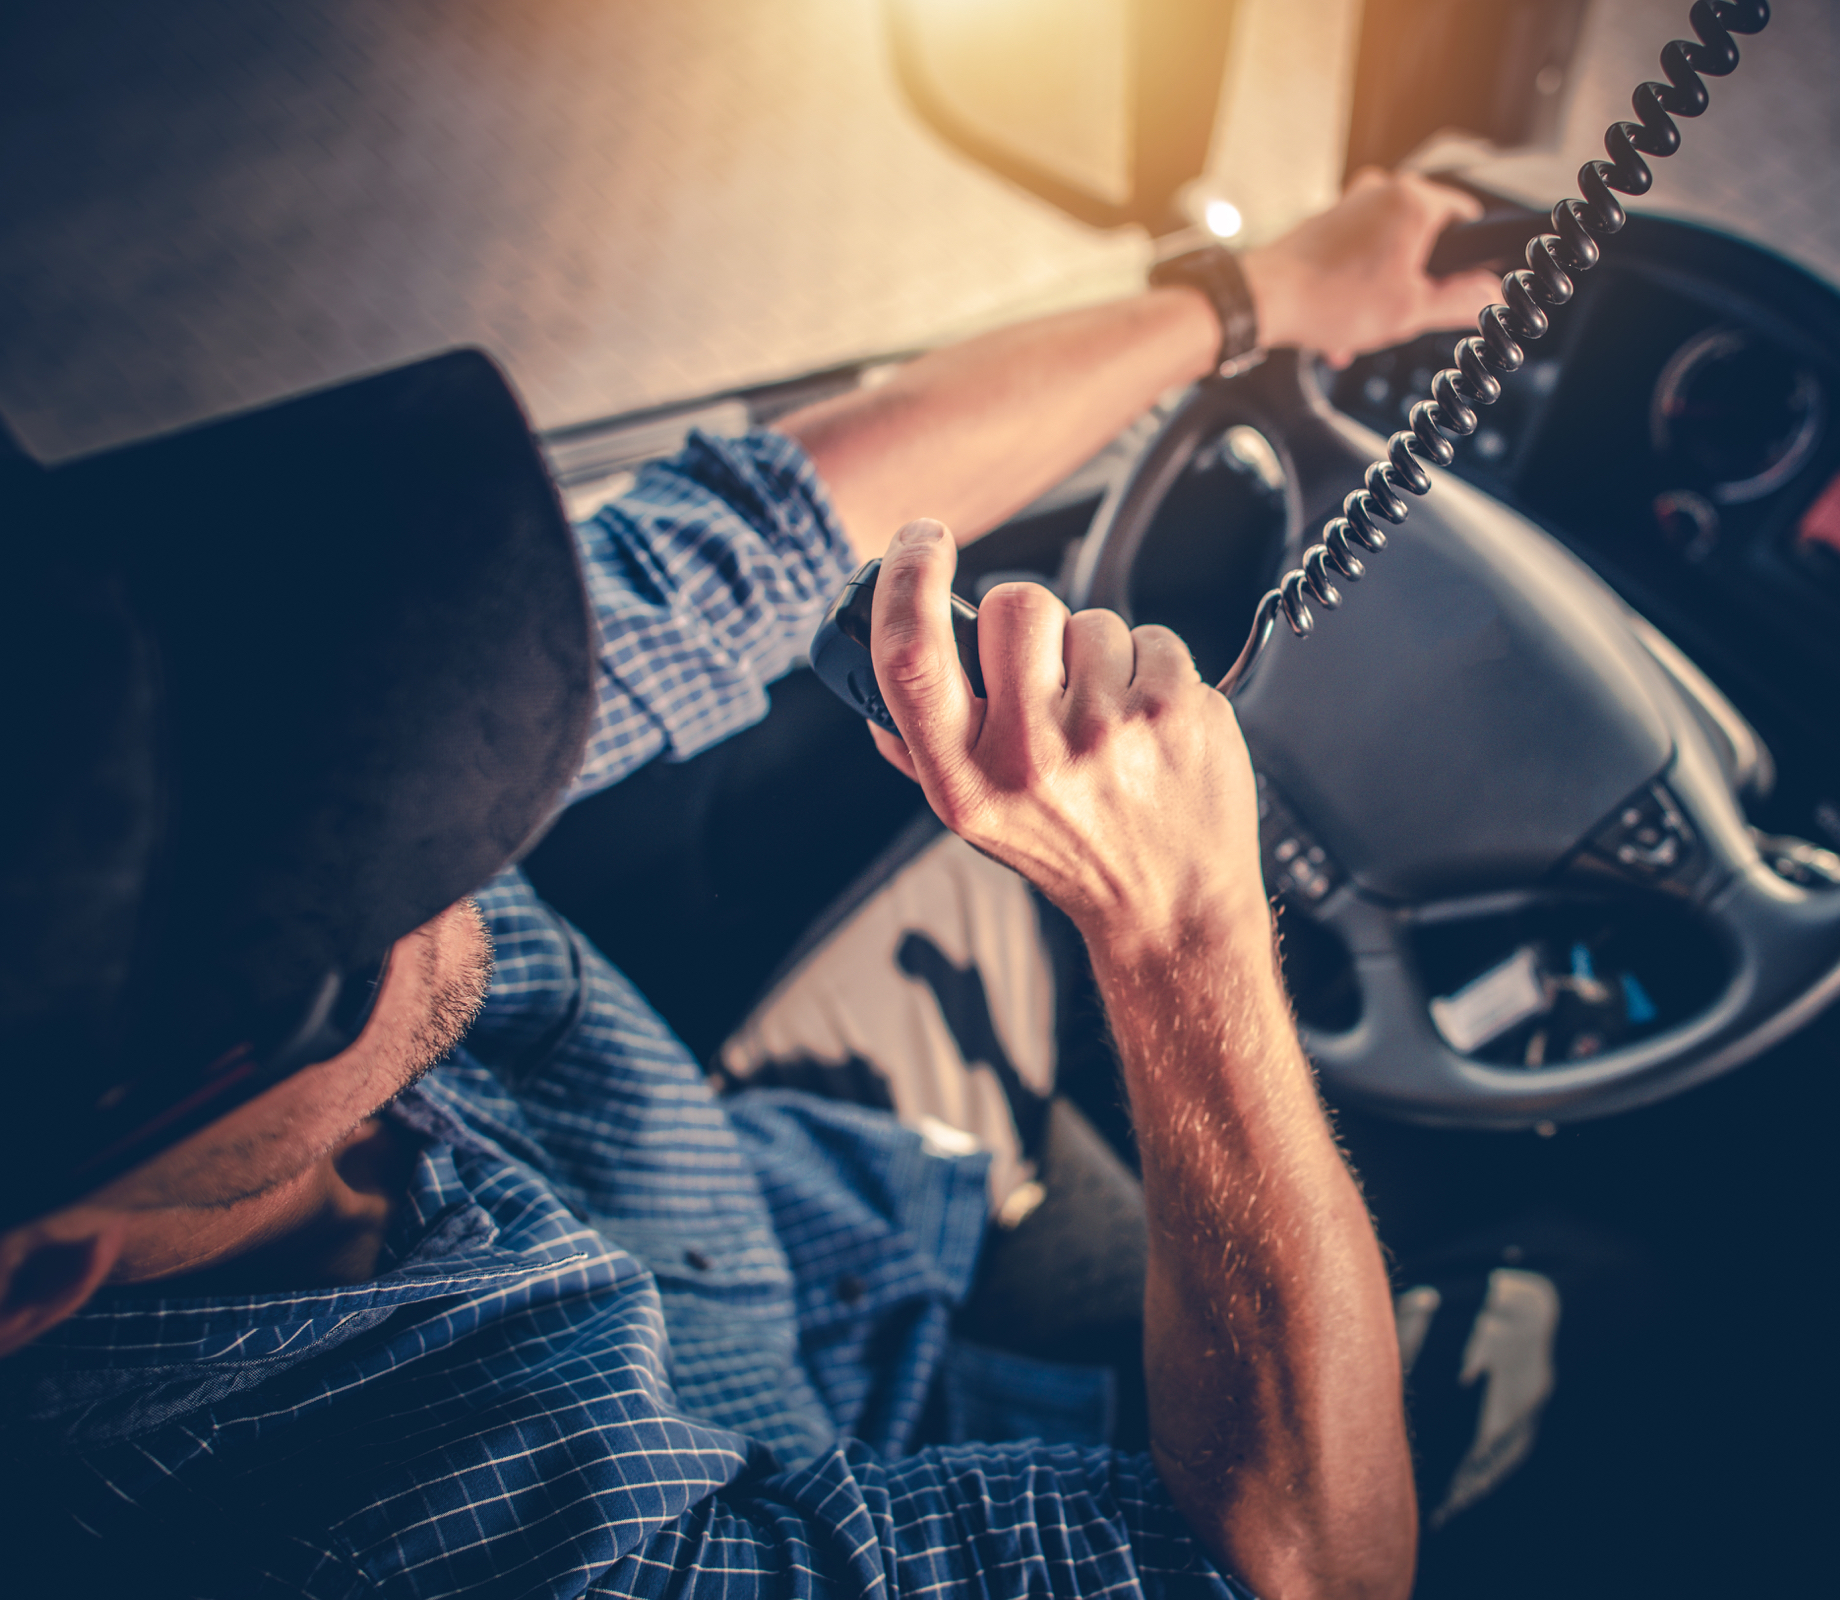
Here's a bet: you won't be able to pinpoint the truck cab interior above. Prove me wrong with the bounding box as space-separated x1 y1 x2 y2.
3 1 1834 1593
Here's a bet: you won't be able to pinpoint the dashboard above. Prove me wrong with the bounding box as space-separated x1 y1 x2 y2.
955 213 1840 870
942 212 1840 1068
1325 213 1840 853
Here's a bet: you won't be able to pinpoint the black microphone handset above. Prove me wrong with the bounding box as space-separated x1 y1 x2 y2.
810 0 1770 722
809 558 986 736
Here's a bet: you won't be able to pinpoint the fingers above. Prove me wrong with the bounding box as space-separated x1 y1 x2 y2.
1403 172 1484 231
1390 176 1498 345
977 581 1071 711
1129 624 1204 702
1424 267 1502 329
1399 177 1495 331
1061 608 1137 742
1063 607 1135 691
870 519 976 765
867 720 920 783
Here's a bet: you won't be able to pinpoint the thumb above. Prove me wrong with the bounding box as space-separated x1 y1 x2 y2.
870 518 977 781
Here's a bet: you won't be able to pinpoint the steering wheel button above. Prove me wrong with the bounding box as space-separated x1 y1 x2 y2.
1616 838 1677 868
1589 783 1696 882
1254 773 1346 907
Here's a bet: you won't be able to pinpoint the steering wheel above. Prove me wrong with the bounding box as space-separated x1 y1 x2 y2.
1067 350 1840 1128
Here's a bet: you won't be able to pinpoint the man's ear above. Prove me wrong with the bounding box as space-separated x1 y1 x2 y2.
0 1219 124 1358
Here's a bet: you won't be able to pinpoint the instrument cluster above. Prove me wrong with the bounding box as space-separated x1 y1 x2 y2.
1326 215 1840 691
1326 212 1840 855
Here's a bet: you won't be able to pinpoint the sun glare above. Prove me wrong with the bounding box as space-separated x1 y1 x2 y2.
1204 198 1243 239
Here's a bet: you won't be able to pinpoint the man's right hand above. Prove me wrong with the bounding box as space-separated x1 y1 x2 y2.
868 516 1418 1600
866 517 1268 958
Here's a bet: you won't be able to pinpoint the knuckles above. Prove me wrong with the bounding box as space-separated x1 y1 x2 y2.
925 603 1238 841
1128 624 1202 694
925 767 996 839
977 580 1067 633
1066 605 1131 647
875 629 945 690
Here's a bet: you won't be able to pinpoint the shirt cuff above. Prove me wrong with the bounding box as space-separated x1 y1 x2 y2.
566 427 859 803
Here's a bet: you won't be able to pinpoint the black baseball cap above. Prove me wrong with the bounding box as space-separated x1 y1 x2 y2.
0 349 595 1227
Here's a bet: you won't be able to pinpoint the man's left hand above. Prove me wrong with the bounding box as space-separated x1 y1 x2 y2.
1239 169 1503 368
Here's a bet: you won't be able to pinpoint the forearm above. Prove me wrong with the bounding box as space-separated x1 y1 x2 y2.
1091 910 1414 1600
864 509 1432 1593
778 173 1501 563
775 288 1219 560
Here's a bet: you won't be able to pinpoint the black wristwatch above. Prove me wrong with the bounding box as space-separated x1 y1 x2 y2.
1148 243 1261 370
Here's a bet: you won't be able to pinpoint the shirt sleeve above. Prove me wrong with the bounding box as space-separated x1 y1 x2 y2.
586 1439 1259 1600
567 427 858 803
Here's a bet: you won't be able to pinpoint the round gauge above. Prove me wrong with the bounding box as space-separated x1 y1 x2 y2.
1650 327 1825 505
1651 488 1719 560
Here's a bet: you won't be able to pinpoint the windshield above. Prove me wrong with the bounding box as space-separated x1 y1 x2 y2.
1399 0 1838 290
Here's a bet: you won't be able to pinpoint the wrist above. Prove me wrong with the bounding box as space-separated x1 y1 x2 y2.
1084 894 1305 1099
1080 882 1276 988
1235 245 1302 352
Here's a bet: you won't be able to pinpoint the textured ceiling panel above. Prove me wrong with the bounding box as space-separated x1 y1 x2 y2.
4 1 1827 467
0 0 1145 461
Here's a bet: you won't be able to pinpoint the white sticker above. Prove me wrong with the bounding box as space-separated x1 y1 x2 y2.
916 1115 981 1158
1430 946 1550 1055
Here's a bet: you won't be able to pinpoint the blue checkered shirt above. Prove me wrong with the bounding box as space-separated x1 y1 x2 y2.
0 432 1250 1598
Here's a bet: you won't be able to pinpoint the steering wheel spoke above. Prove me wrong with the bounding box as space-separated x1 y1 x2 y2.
1297 888 1639 1126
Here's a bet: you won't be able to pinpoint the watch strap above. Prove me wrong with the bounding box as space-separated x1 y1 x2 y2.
1149 243 1261 369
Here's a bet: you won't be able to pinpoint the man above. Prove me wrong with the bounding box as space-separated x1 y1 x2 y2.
0 173 1496 1597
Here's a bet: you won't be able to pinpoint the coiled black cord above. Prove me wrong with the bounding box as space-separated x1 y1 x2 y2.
1218 0 1771 697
